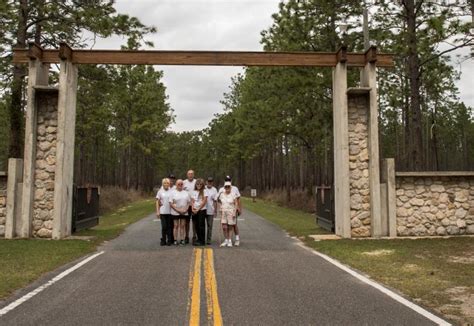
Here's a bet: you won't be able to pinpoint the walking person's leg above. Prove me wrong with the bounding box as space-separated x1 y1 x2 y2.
220 221 229 247
185 207 191 243
166 215 173 245
197 210 206 245
206 214 213 244
180 218 186 245
227 225 234 247
160 215 167 246
173 217 179 245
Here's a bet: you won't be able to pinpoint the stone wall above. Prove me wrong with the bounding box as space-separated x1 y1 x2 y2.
396 176 474 236
348 94 371 237
32 92 58 238
0 175 6 237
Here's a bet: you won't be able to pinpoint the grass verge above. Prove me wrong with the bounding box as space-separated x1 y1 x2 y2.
243 197 474 325
0 198 154 300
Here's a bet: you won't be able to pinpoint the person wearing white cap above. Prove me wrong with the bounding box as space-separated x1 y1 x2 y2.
218 175 242 246
218 181 238 247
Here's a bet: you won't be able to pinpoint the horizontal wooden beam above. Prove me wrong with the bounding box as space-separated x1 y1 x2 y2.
12 48 394 67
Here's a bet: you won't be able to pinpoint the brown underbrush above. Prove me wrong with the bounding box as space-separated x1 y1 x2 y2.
99 186 147 214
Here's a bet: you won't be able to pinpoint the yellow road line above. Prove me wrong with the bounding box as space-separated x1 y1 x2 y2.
189 248 203 326
204 248 223 326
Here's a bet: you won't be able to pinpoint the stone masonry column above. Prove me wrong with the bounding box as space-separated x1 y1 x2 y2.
332 46 351 238
52 43 78 239
360 46 383 237
20 43 50 238
347 88 371 236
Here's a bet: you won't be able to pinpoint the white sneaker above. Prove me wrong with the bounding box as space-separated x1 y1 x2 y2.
234 239 240 247
220 240 228 247
227 241 233 247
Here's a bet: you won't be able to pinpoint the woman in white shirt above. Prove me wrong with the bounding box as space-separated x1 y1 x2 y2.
218 181 238 247
156 178 173 246
169 179 191 246
191 178 208 246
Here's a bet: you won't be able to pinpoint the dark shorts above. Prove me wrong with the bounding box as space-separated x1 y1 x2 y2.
173 215 187 221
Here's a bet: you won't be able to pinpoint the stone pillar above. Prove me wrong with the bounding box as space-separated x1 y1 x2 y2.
0 173 6 237
32 89 59 238
20 44 50 238
332 46 351 238
360 46 382 237
52 44 78 239
5 158 23 239
347 88 371 237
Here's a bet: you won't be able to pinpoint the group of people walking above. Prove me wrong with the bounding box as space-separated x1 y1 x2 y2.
155 170 242 247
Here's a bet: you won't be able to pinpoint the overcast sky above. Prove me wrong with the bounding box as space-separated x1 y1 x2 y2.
92 0 474 132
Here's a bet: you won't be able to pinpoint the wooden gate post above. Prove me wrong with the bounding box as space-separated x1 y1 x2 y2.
20 43 50 238
332 46 351 238
361 46 382 237
52 43 78 239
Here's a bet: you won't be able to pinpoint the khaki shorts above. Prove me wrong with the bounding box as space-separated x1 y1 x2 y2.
221 210 236 225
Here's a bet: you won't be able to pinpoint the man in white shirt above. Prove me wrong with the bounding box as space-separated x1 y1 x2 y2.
183 170 196 244
218 175 242 246
204 177 218 245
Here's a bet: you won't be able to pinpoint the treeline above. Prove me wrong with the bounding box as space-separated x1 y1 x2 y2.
1 0 473 199
0 1 174 190
157 0 474 199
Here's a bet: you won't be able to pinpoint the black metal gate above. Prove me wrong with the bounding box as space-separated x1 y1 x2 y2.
72 186 100 233
315 185 335 232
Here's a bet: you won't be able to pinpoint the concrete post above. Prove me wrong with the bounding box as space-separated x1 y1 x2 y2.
361 46 382 237
20 44 49 238
5 158 23 239
332 46 351 238
52 53 78 239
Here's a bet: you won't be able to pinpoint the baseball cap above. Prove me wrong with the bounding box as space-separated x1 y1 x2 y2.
224 181 232 187
168 174 176 179
207 177 214 182
224 175 232 181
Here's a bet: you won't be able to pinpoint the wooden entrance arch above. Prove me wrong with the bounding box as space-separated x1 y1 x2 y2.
10 43 393 239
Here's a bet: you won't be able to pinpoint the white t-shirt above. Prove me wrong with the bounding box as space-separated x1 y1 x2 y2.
183 179 196 194
169 190 191 216
218 185 241 198
205 186 218 215
191 190 207 211
219 192 237 212
156 188 172 214
160 185 176 192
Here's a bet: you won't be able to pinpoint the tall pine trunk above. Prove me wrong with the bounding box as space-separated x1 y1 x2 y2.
8 0 28 158
406 0 424 171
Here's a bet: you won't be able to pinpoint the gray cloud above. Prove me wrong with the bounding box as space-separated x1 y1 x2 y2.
92 0 473 132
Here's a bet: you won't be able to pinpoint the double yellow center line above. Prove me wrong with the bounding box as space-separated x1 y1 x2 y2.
188 248 223 326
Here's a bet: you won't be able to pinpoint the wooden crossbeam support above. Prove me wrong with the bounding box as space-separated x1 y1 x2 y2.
59 42 73 61
336 45 347 63
12 47 394 67
27 42 43 60
365 45 377 64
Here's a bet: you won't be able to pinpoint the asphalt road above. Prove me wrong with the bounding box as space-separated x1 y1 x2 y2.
0 209 441 325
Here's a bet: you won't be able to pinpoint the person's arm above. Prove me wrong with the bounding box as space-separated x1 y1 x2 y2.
234 197 239 216
156 198 161 218
169 196 179 214
198 195 208 211
212 194 217 215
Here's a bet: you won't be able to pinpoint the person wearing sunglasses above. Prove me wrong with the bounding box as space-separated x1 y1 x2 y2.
218 181 238 247
191 178 208 246
156 178 174 246
218 175 242 246
169 179 191 245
